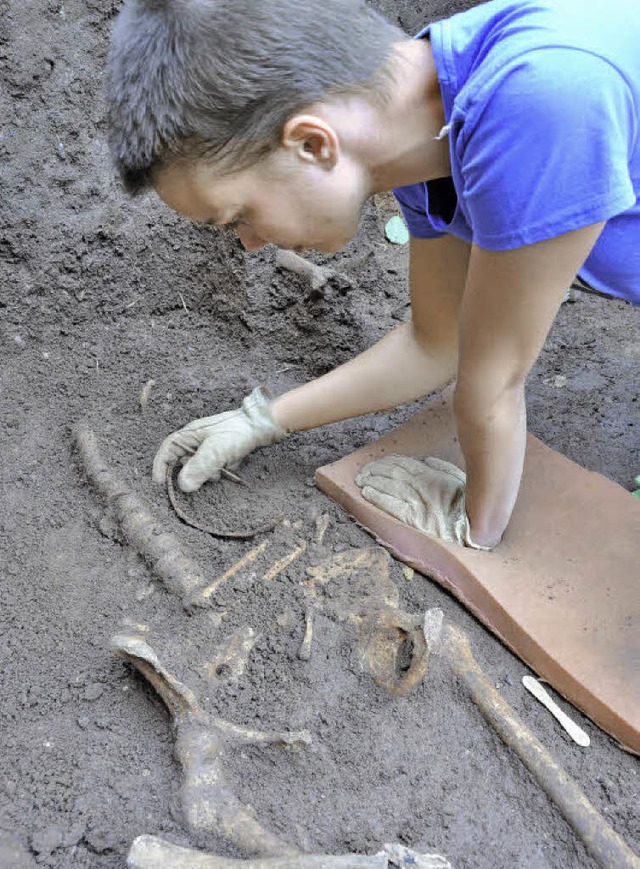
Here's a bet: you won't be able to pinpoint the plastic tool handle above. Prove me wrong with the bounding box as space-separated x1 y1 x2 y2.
522 676 591 747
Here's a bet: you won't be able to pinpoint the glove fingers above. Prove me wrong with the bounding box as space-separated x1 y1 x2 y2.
177 441 226 492
356 455 423 488
359 484 416 528
152 428 204 485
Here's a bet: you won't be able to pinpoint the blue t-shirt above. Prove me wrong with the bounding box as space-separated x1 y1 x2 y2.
394 0 640 304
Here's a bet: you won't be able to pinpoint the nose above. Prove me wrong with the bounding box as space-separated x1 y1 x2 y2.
237 224 268 251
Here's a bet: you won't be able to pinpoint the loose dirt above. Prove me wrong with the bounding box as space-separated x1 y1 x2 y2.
1 1 638 867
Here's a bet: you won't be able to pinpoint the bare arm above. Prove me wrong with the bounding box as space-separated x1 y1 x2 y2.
270 233 470 430
456 223 605 547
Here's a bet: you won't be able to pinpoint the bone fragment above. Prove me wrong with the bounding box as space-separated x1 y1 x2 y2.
382 843 452 868
445 624 638 869
127 836 387 868
304 548 398 614
276 249 335 292
192 542 268 607
204 626 258 686
113 630 310 857
522 676 591 747
73 424 206 606
139 378 155 409
298 609 314 661
263 542 307 581
314 513 330 545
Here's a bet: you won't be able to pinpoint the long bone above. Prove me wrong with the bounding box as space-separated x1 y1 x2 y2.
73 424 206 607
426 613 640 869
126 835 452 868
113 630 310 858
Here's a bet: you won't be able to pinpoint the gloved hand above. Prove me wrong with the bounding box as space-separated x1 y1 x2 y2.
152 387 289 492
355 454 492 550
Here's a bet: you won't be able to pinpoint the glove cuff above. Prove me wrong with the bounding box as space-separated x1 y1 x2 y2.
462 513 496 551
242 387 289 445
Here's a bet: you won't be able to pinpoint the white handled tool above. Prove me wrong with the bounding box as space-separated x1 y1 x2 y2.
522 676 591 747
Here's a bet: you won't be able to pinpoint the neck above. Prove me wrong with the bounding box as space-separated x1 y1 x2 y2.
334 39 450 193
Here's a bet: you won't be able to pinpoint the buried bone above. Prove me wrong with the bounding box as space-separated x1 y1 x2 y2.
126 836 451 868
73 424 206 607
302 548 429 694
431 615 638 869
275 249 336 292
356 608 429 697
113 630 309 857
204 626 258 686
297 608 314 662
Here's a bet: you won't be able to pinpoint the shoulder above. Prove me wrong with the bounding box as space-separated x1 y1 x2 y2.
462 46 633 134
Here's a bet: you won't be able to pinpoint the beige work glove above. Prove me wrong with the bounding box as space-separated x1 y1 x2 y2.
355 455 492 550
152 387 288 492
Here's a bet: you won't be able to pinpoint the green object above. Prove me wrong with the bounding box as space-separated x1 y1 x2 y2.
633 475 640 498
385 215 409 245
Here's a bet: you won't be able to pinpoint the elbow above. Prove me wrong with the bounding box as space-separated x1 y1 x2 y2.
454 370 526 421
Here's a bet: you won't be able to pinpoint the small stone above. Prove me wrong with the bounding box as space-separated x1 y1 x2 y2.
77 716 90 729
543 374 567 388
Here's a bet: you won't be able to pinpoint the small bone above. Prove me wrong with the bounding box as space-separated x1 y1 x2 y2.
522 676 590 747
127 835 387 868
192 541 268 606
208 716 311 749
314 513 330 545
276 249 335 292
203 626 257 686
139 378 155 409
298 609 314 661
382 843 452 868
263 542 307 581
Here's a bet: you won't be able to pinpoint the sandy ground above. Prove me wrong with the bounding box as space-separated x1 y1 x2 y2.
0 1 638 867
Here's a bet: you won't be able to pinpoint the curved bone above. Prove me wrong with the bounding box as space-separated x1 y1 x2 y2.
356 609 429 697
113 630 309 857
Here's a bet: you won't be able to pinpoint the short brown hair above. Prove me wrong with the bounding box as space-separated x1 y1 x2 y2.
106 0 404 195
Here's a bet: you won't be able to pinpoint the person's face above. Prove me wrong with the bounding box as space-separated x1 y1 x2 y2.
154 113 368 254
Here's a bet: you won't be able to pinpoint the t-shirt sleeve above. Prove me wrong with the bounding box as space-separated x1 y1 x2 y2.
393 182 446 239
459 49 637 250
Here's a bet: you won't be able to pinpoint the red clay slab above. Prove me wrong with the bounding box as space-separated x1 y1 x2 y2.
315 390 640 753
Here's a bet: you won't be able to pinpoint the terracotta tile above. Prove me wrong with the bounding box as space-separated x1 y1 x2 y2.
316 390 640 753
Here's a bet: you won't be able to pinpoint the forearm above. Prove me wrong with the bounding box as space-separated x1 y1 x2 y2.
454 381 527 547
271 321 457 432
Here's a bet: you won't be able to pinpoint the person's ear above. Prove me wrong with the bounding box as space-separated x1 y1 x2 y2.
281 114 339 169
